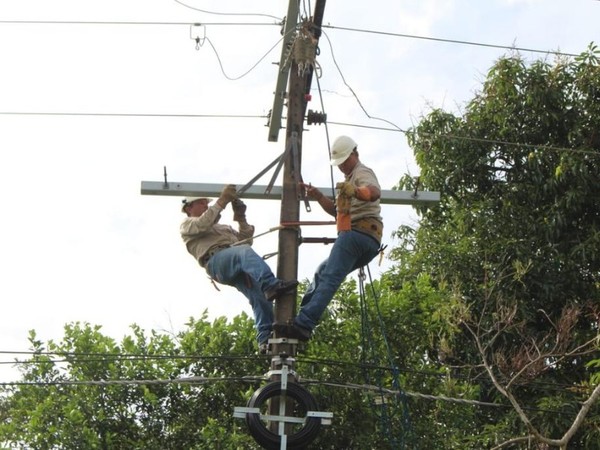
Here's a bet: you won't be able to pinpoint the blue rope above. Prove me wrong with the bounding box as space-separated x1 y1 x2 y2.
358 265 412 449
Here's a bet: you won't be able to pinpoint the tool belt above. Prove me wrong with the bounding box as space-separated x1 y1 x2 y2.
352 217 383 244
199 244 230 268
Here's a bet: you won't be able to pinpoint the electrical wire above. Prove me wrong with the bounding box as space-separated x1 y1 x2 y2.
0 109 595 159
203 35 284 81
0 111 266 119
358 265 411 449
0 373 575 416
321 24 581 58
0 110 596 158
318 31 600 158
0 19 278 26
313 58 337 200
321 30 403 132
1 351 592 396
0 19 581 58
0 16 589 103
172 0 282 21
199 19 302 82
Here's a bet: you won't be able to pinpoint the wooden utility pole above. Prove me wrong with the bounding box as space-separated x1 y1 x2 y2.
264 2 329 442
272 0 327 356
273 0 325 355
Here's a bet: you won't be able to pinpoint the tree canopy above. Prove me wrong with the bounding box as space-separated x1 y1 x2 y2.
394 43 600 448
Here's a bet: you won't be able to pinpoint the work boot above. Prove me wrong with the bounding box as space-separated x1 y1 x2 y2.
273 322 311 342
264 280 299 302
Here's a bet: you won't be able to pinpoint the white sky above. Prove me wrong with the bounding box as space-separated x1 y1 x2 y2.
0 0 597 381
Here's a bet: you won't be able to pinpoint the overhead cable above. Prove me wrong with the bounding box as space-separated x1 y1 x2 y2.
0 111 266 119
0 19 278 26
322 24 581 58
0 19 580 57
0 375 573 415
0 111 596 157
172 0 282 21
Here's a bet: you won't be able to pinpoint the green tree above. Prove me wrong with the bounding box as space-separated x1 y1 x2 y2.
0 317 262 449
0 279 468 450
395 44 600 448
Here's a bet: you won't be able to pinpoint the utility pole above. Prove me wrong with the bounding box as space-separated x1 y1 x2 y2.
262 2 329 446
271 0 326 358
140 1 440 446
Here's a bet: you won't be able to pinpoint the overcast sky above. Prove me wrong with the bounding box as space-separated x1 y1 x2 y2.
0 0 597 381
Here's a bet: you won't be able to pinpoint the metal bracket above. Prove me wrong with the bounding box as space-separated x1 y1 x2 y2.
288 131 311 212
237 153 285 197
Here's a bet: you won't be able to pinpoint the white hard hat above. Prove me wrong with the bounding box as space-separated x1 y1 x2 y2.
181 196 211 212
330 135 357 166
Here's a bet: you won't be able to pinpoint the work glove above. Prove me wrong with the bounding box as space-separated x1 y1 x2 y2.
336 181 356 198
218 184 237 207
232 198 247 222
336 193 352 232
336 181 371 201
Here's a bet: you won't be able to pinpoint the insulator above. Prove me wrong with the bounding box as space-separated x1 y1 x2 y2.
307 110 327 125
292 24 318 77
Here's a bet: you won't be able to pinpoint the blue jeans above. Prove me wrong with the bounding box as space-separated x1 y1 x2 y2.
295 230 380 331
206 245 278 344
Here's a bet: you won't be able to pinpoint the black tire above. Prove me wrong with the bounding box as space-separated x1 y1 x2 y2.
246 381 322 449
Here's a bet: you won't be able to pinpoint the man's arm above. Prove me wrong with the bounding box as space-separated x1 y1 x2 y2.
300 183 336 217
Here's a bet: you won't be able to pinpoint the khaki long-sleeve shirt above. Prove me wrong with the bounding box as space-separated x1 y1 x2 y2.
180 203 255 266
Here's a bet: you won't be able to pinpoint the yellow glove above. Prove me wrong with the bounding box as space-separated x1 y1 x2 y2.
336 181 355 198
218 184 237 206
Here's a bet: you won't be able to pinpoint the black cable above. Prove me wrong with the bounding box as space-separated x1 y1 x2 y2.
0 19 581 57
313 61 337 200
321 30 403 132
0 19 279 26
0 111 266 119
172 0 282 21
203 35 283 81
322 24 581 58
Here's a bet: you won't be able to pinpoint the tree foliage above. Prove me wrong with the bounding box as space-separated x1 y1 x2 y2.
395 43 600 447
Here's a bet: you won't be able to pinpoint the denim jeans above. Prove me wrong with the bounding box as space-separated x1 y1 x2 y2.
295 230 380 331
206 244 278 343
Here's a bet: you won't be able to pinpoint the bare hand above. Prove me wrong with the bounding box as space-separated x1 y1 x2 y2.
300 182 323 200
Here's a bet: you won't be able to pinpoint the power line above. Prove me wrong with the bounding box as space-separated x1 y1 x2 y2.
0 374 574 416
321 30 403 132
1 350 592 394
0 375 266 387
317 32 599 157
201 25 297 81
0 19 581 58
322 24 581 58
0 111 596 157
0 19 279 27
172 0 283 21
0 111 266 119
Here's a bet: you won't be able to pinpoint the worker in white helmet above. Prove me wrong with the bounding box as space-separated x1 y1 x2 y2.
275 135 383 341
180 184 297 353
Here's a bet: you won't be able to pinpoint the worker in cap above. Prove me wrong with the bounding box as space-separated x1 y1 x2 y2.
276 135 383 342
180 184 297 354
